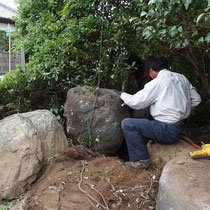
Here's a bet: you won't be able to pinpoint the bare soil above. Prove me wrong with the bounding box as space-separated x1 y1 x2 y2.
23 146 163 210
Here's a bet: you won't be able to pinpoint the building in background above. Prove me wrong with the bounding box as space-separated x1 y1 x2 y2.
0 2 24 79
0 2 17 31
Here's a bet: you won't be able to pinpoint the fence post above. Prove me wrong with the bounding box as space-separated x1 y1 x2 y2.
6 24 12 71
21 47 25 70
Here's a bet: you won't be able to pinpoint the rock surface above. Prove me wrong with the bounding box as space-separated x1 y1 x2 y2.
156 155 210 210
148 139 195 165
0 110 68 199
10 197 28 210
0 105 5 119
64 86 130 155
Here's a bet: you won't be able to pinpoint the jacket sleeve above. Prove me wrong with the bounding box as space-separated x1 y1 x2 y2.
120 79 159 110
189 85 201 107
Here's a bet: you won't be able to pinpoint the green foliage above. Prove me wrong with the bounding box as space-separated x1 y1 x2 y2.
132 0 210 51
130 0 210 96
0 66 29 111
150 171 156 179
13 0 143 90
50 103 64 122
104 171 111 178
0 0 208 127
0 191 26 209
47 154 58 165
0 0 144 118
0 30 9 51
0 205 9 210
13 0 209 90
201 141 205 148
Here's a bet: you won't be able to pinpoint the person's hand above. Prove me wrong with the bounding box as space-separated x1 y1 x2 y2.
113 89 123 96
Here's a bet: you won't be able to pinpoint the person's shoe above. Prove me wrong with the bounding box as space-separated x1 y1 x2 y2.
124 159 151 170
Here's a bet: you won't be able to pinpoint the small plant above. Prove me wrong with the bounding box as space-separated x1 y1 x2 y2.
150 172 156 180
15 191 27 203
0 191 27 210
0 205 10 210
201 141 205 148
0 198 13 209
104 171 111 178
50 103 64 123
47 154 58 165
67 167 73 171
89 86 98 94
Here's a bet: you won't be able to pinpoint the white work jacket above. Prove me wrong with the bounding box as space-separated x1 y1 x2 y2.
120 69 201 123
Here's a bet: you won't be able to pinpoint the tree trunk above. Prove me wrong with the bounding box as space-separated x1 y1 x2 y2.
185 46 210 97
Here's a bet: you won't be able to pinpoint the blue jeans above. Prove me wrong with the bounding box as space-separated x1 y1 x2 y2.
121 118 184 161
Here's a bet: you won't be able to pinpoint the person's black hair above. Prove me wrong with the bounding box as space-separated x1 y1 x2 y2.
145 55 168 72
126 53 144 69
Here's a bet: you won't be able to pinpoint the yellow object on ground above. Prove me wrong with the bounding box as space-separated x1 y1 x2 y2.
190 144 210 157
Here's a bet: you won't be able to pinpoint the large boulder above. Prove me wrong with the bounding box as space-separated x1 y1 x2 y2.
0 110 68 199
0 105 5 119
156 155 210 210
64 86 130 155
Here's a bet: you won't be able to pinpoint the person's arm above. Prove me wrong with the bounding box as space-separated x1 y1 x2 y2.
189 84 201 108
120 79 159 110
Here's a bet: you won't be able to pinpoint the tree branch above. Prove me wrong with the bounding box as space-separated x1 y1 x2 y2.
185 46 210 96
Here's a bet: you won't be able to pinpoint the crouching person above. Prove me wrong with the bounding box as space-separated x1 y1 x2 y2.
118 55 201 170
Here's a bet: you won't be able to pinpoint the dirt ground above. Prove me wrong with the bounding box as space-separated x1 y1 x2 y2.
2 130 209 210
19 146 162 210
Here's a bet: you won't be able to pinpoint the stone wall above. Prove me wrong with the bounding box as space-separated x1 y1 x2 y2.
0 52 21 75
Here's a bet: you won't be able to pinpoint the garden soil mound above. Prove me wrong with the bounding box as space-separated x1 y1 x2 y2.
23 145 162 210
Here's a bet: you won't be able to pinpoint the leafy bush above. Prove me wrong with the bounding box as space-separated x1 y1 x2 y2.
0 30 9 51
0 0 144 119
131 0 210 96
0 66 29 111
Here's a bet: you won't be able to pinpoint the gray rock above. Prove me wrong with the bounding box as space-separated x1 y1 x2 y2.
0 110 68 199
64 86 130 155
10 197 28 210
156 155 210 210
148 139 195 165
0 105 5 119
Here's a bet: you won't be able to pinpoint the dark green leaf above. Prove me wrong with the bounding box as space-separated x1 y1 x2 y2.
184 0 192 10
205 33 210 43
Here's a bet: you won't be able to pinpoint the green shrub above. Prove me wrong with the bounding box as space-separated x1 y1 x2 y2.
0 0 208 128
0 30 9 51
0 66 29 111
